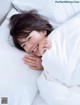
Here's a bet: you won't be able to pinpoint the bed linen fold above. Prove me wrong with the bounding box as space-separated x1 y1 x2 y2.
37 13 80 105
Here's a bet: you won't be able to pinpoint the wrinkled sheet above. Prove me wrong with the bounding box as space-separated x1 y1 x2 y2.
37 13 80 105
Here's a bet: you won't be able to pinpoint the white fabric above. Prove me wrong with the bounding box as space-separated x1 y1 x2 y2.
37 13 80 105
42 13 80 86
12 0 58 28
0 8 41 105
12 0 80 27
53 0 80 24
0 0 13 24
38 73 80 105
32 93 47 105
6 8 19 19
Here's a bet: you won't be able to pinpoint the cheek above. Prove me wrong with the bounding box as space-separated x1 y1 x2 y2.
23 47 28 53
23 48 27 52
30 37 39 44
31 36 42 44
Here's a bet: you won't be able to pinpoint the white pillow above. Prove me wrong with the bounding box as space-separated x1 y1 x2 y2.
12 0 59 28
12 0 80 26
0 8 41 105
0 0 13 24
52 1 80 23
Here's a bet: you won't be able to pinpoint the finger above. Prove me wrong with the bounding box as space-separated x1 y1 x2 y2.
24 55 41 64
41 39 51 45
39 41 52 49
29 65 41 70
40 47 47 55
24 60 38 67
23 55 37 61
42 43 52 49
24 59 36 65
23 57 36 62
29 66 38 70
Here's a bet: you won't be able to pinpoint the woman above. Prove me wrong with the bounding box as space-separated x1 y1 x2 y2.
9 9 53 70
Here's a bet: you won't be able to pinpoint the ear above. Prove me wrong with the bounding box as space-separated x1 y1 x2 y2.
43 31 47 36
40 31 47 36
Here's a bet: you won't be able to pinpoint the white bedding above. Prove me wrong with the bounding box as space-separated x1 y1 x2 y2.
37 13 80 105
41 13 80 86
12 0 80 27
0 7 47 105
32 93 47 105
0 8 42 105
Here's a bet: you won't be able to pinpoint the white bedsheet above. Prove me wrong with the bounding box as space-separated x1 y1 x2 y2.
37 13 80 105
42 13 80 86
32 93 48 105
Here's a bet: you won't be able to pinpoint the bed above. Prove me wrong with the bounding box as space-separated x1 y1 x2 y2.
0 0 80 105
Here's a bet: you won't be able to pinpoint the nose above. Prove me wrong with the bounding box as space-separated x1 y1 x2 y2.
27 43 33 53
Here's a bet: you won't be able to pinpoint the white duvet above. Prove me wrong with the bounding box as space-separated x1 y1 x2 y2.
37 13 80 105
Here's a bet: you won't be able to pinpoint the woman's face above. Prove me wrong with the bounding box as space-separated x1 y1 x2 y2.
19 30 47 56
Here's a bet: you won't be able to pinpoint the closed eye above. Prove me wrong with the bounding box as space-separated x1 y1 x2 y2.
27 36 31 41
23 44 26 47
21 44 26 48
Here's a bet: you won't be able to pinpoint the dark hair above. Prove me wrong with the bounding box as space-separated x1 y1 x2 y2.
9 9 53 51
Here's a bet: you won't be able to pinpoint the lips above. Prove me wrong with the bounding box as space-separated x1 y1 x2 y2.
32 45 40 56
33 46 38 52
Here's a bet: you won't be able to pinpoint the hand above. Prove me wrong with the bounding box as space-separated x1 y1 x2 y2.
39 38 52 56
23 55 43 70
